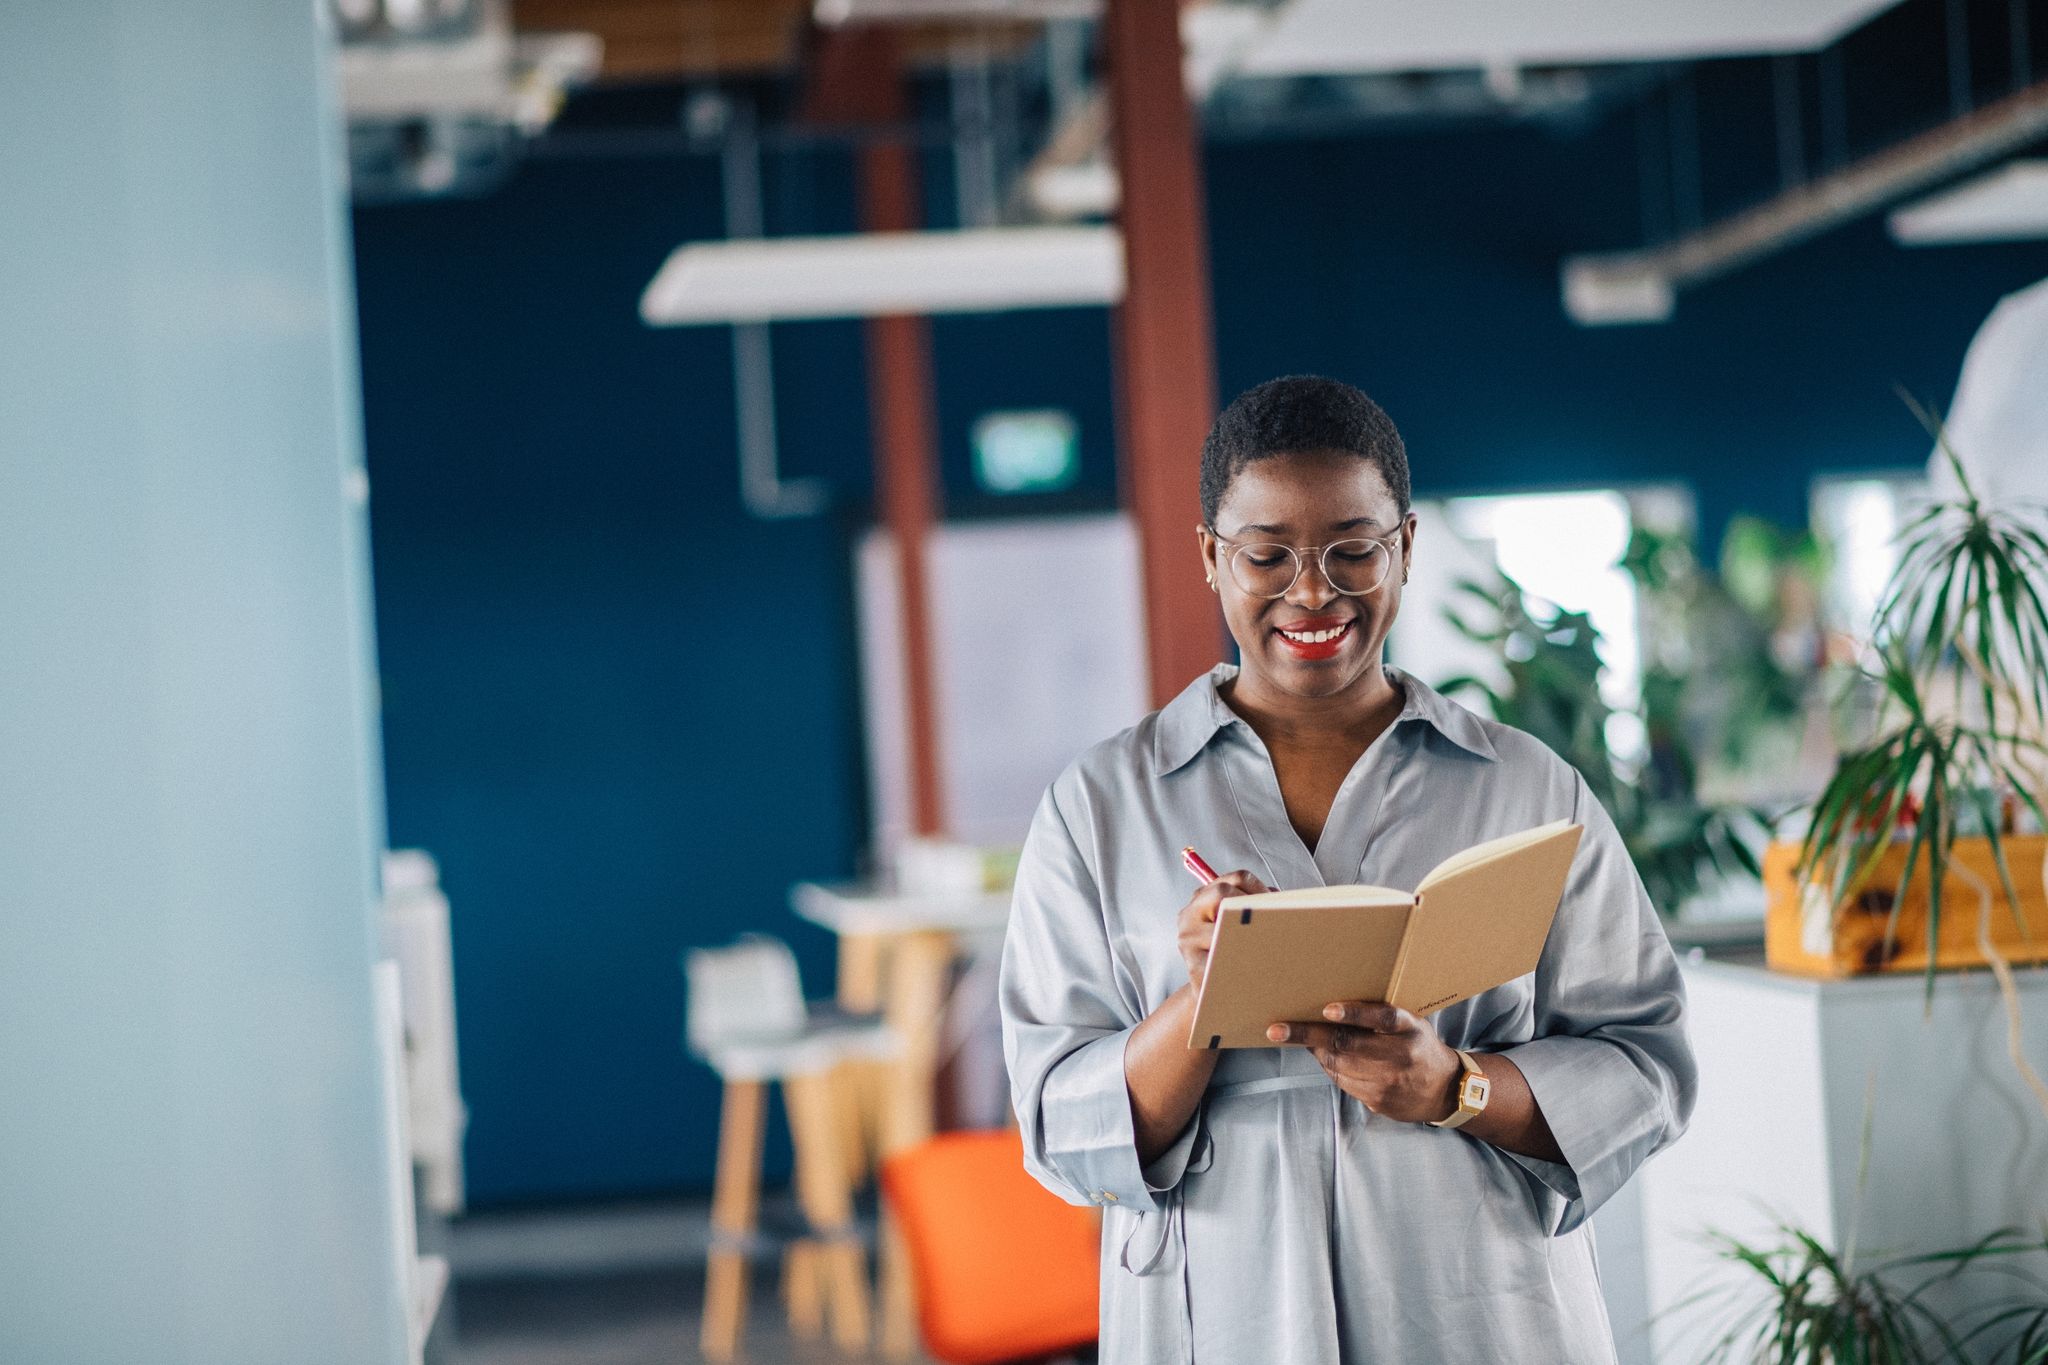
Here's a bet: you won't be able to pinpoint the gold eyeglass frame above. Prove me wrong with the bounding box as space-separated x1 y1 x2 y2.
1207 529 1404 599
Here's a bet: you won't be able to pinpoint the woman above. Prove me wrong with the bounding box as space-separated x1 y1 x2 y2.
999 376 1696 1363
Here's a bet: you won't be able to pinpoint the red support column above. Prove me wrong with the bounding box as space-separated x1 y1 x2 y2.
1106 0 1227 707
856 51 948 839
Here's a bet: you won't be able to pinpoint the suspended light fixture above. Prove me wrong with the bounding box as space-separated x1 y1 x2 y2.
1890 160 2048 245
638 224 1124 326
814 0 1100 23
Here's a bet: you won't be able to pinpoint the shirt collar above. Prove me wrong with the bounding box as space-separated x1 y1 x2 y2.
1148 663 1498 776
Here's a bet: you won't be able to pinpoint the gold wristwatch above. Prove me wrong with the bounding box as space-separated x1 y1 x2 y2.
1429 1051 1491 1130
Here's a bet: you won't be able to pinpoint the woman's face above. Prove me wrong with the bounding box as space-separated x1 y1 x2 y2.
1198 450 1416 703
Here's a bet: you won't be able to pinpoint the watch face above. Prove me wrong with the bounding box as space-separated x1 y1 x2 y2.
1463 1076 1491 1107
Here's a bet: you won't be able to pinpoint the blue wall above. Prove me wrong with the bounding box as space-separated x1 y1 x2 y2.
353 108 2048 1204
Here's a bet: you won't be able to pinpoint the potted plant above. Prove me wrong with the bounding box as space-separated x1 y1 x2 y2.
1766 409 2048 986
1442 568 1765 921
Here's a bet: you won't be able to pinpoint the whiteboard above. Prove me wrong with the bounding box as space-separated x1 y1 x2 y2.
857 513 1150 853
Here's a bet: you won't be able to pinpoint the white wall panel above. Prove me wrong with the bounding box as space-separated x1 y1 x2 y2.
0 4 409 1361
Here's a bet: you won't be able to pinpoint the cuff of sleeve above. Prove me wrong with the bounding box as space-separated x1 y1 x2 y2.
1500 1150 1582 1208
1140 1106 1203 1194
1500 1036 1660 1235
1036 1026 1168 1213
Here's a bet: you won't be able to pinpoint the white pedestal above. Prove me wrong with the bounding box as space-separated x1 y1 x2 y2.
1636 949 2048 1362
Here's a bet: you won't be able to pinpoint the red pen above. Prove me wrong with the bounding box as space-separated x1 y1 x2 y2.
1181 846 1220 884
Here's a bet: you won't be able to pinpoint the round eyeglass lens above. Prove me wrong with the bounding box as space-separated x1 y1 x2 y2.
1227 539 1391 598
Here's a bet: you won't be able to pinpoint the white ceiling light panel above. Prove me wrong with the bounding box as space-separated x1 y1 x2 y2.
640 225 1124 325
1237 0 1906 75
814 0 1098 23
1890 161 2048 244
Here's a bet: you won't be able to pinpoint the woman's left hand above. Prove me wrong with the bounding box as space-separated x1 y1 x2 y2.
1267 1003 1462 1124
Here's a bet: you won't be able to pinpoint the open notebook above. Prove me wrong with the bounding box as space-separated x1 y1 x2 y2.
1185 820 1584 1049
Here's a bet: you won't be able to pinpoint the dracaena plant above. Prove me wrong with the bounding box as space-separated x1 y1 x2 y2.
1795 398 2048 996
1688 1224 2048 1365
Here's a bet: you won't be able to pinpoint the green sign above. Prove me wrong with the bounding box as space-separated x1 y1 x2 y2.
972 410 1079 494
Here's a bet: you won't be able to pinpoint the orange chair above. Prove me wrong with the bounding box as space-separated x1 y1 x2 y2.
879 1129 1100 1365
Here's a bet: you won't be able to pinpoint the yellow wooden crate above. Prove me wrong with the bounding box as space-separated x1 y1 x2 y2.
1762 834 2048 977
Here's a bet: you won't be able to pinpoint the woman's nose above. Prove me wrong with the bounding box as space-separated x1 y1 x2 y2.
1285 554 1339 608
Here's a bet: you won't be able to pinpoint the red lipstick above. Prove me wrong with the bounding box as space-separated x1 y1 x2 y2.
1272 615 1355 662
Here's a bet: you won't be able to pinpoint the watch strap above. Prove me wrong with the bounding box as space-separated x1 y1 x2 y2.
1429 1050 1489 1130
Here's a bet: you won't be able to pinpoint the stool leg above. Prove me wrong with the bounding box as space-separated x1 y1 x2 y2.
782 1238 824 1340
877 1208 919 1360
785 1069 872 1355
833 1056 873 1189
837 936 889 1188
873 929 954 1359
879 930 953 1153
836 933 885 1013
701 1078 764 1363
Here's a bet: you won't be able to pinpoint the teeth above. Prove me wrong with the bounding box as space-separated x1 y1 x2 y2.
1280 624 1348 644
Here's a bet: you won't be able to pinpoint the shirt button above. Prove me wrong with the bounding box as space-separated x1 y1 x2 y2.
1100 1192 1118 1204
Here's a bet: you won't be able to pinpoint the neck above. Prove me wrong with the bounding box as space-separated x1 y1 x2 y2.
1222 660 1404 745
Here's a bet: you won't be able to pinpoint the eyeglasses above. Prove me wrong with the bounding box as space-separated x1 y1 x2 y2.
1210 530 1402 599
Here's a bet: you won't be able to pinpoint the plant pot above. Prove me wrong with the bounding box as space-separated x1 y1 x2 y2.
1761 835 2048 977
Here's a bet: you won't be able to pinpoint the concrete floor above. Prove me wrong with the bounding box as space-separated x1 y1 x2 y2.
449 1263 906 1365
440 1197 929 1365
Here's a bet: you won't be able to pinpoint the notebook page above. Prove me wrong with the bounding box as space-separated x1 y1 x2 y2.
1416 819 1577 893
1389 823 1583 1016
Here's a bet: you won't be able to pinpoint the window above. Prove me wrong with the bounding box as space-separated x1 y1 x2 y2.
1809 473 1930 637
1395 486 1690 765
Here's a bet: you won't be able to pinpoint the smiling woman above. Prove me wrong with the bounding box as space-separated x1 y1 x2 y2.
999 375 1698 1364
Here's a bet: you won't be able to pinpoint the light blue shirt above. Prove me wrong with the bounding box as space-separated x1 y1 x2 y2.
999 665 1696 1363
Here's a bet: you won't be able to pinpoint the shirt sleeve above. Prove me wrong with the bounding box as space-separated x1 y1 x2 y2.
1000 782 1187 1213
1497 770 1699 1235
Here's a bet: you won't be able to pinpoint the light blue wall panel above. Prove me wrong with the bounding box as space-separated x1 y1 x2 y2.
0 4 407 1361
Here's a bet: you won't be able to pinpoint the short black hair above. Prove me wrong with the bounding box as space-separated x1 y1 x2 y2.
1199 375 1410 527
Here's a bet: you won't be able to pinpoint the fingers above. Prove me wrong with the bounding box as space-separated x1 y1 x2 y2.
1210 869 1264 898
1317 1002 1415 1033
1267 1021 1364 1050
1264 1015 1414 1051
1184 869 1264 923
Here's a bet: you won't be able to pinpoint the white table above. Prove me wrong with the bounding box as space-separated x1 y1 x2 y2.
791 881 1011 939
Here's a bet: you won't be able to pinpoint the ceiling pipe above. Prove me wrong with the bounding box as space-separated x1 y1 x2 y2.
719 97 829 519
1563 74 2048 325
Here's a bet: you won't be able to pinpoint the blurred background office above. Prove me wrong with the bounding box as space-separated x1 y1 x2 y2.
5 1 2048 1362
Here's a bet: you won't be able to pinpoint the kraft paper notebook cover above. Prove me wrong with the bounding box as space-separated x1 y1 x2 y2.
1185 820 1584 1049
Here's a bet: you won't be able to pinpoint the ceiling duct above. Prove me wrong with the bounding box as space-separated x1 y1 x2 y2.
1564 76 2048 325
338 0 598 201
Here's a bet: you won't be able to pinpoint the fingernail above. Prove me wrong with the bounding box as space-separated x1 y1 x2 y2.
1267 1024 1288 1042
1323 1004 1343 1020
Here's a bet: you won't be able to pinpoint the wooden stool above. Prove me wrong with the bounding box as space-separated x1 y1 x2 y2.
685 939 897 1362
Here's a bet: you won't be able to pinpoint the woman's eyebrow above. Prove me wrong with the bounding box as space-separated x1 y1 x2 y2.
1232 516 1385 536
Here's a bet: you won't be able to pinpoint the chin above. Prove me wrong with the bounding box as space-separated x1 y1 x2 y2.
1265 654 1378 697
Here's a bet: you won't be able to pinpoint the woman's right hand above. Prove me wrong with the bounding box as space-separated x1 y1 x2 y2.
1177 870 1267 992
